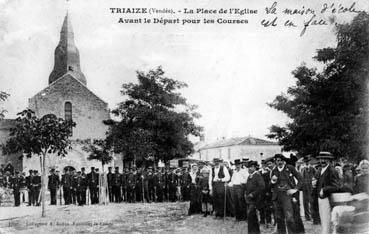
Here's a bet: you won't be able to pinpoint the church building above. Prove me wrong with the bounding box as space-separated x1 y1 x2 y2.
0 12 122 173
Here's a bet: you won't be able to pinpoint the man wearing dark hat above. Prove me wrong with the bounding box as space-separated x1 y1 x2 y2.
229 159 248 221
61 168 69 205
259 159 273 227
87 167 98 204
300 155 316 221
48 168 60 205
211 158 230 218
121 167 129 202
80 167 87 205
32 170 41 206
77 171 88 206
154 167 165 202
127 167 137 203
313 152 340 234
270 154 302 234
245 161 265 234
167 166 178 202
107 167 114 202
113 167 122 202
26 170 34 206
11 171 21 206
95 168 100 203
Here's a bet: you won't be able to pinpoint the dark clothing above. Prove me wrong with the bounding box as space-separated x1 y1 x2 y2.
248 204 260 234
32 175 41 206
80 173 88 205
61 174 72 205
213 182 226 217
245 172 265 234
127 172 136 202
300 166 316 220
181 172 191 201
154 172 165 202
212 166 228 217
315 165 340 199
354 174 369 194
11 176 21 206
188 173 201 215
107 172 114 202
167 172 177 202
48 174 60 205
113 172 122 202
260 170 273 224
233 185 246 220
271 165 302 234
26 175 34 206
293 191 305 234
87 172 99 204
121 173 127 201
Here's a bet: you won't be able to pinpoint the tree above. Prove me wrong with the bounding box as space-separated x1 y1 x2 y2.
267 12 369 161
82 139 113 204
2 109 75 217
82 139 113 169
106 67 203 166
0 91 9 120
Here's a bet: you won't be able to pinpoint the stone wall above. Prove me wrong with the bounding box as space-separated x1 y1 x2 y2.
29 73 110 140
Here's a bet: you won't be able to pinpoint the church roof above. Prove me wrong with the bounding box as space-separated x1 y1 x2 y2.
30 72 108 107
200 137 278 150
48 12 87 86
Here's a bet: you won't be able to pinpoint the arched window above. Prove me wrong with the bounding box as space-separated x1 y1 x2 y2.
65 102 73 136
65 102 72 121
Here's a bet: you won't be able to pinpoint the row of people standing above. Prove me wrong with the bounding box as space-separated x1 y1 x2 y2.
45 166 196 206
7 170 41 207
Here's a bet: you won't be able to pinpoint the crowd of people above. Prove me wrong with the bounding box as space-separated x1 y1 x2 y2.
1 152 369 234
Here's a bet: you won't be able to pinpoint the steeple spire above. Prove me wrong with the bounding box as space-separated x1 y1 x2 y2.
48 10 87 85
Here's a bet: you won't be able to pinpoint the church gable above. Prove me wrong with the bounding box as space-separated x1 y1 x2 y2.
29 73 110 140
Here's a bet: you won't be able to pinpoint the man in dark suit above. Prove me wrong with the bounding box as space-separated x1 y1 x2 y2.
300 155 316 221
80 167 87 205
127 167 137 203
48 168 60 205
61 168 72 205
313 152 340 234
245 161 265 234
121 168 128 202
270 154 302 234
11 171 21 206
26 170 34 206
107 167 114 202
113 167 122 202
32 170 41 206
75 171 85 206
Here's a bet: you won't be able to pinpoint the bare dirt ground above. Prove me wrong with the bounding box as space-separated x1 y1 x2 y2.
0 202 321 234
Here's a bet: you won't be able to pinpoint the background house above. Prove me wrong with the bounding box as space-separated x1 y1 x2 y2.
193 136 282 163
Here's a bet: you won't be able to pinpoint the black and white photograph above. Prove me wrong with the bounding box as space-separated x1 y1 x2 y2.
0 0 368 233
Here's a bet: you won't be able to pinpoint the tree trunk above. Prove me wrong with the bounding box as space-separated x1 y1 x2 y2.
41 152 46 217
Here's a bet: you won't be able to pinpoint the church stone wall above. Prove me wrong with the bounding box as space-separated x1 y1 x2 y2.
28 73 110 140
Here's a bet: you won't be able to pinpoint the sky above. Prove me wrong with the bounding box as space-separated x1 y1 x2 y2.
0 0 367 143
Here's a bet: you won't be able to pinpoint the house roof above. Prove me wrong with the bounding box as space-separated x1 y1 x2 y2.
200 137 278 150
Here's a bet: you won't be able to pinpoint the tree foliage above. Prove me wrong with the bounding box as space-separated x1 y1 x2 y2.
267 12 369 161
106 67 203 165
2 109 75 217
82 139 113 166
3 109 75 157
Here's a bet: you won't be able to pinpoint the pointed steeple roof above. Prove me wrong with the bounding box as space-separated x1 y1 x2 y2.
49 12 87 85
